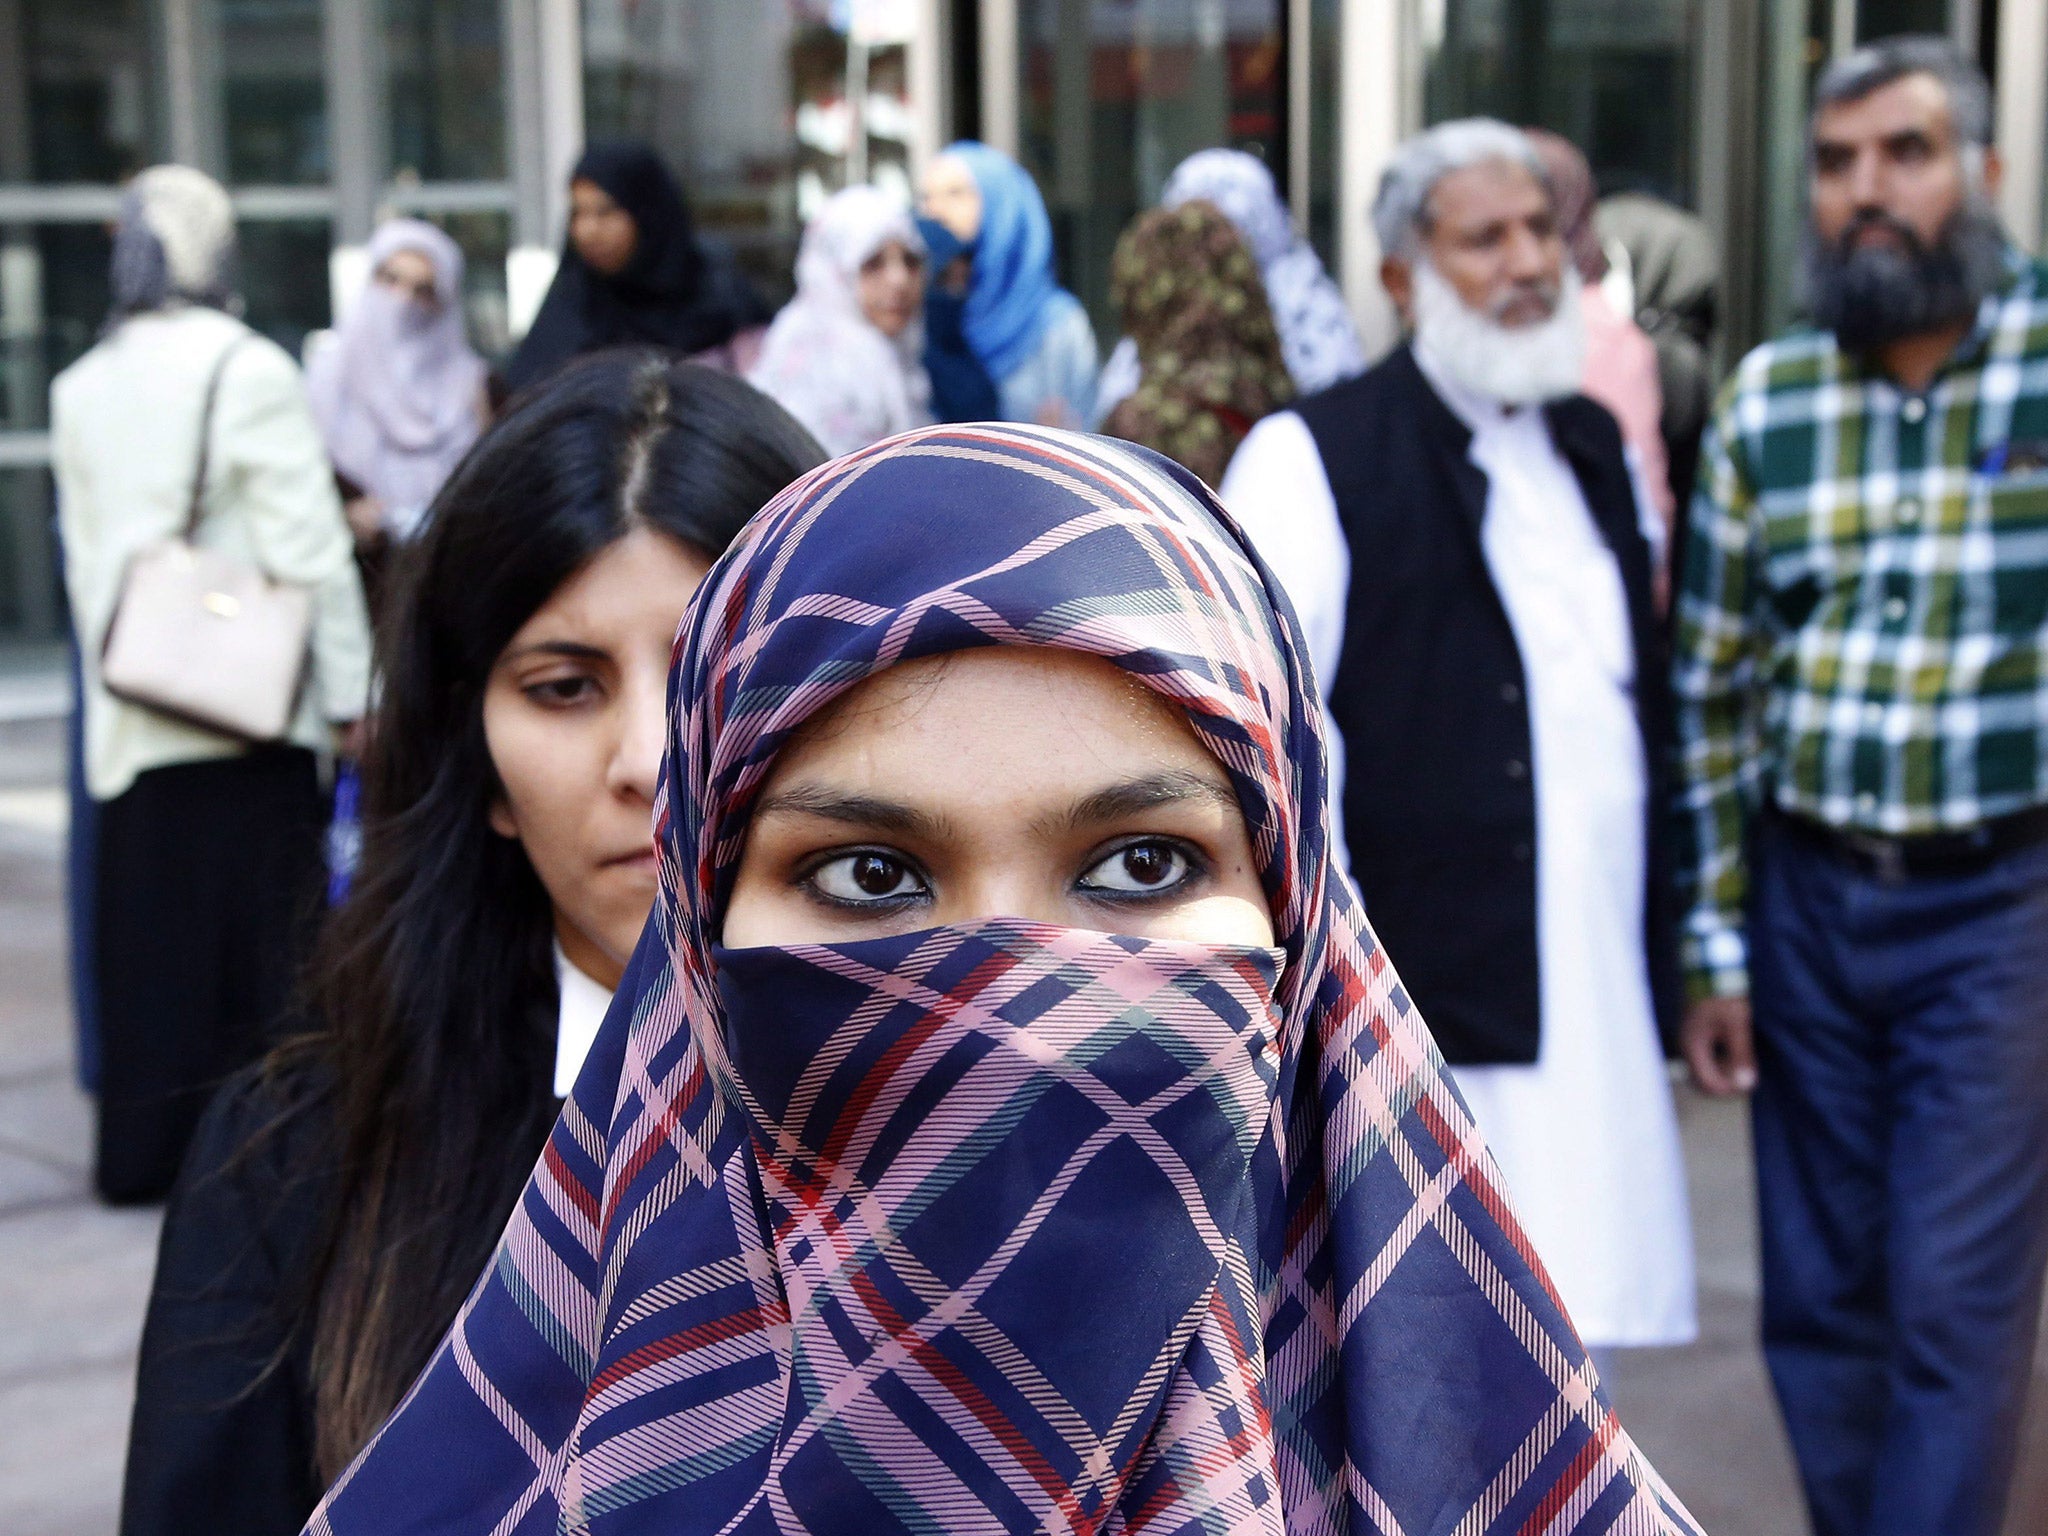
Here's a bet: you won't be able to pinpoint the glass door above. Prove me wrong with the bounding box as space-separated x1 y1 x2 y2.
0 0 166 646
379 0 514 356
1017 0 1287 341
1421 0 1698 208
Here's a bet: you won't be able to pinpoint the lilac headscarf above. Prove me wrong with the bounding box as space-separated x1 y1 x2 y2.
307 219 488 531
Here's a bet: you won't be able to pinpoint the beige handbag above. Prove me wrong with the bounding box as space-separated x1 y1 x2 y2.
100 339 314 743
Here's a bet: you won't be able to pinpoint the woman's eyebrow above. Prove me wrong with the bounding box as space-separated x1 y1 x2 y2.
500 639 609 663
750 783 953 840
1040 770 1239 834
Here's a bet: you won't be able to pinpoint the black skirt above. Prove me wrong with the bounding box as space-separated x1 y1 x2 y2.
92 747 324 1204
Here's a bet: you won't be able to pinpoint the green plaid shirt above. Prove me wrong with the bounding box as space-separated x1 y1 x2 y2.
1672 250 2048 999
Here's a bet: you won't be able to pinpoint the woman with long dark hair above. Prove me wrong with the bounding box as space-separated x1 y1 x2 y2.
117 353 823 1536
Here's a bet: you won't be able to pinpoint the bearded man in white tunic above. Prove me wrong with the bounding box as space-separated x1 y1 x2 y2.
1219 119 1695 1360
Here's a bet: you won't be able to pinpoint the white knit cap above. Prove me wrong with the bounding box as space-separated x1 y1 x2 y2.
132 165 235 292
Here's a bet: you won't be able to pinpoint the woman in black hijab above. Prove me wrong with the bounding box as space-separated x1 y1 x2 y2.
504 140 768 394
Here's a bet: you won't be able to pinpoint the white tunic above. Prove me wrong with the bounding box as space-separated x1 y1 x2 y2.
553 944 617 1099
1219 354 1696 1347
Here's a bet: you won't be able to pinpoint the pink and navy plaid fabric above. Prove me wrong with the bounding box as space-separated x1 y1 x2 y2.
308 425 1701 1535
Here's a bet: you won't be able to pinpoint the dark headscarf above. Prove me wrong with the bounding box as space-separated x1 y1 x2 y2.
915 215 1002 423
504 140 766 394
1103 202 1293 487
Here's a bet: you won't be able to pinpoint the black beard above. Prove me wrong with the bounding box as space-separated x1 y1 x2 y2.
1805 203 2008 352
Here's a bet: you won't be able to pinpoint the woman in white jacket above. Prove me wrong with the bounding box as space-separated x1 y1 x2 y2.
51 165 373 1204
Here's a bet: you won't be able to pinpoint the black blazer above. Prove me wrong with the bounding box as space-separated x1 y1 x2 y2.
1293 345 1680 1065
121 1067 327 1536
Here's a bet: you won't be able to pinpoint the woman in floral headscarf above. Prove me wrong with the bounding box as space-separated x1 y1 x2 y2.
1097 148 1364 421
1102 201 1294 486
305 423 1701 1536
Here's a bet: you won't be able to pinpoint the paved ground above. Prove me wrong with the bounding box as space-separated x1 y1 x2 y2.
0 710 2043 1534
0 716 164 1536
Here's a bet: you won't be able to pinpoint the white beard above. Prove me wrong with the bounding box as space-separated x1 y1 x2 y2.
1412 261 1587 406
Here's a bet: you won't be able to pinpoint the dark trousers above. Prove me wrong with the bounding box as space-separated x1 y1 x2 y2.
93 748 324 1204
66 646 101 1093
1750 814 2048 1536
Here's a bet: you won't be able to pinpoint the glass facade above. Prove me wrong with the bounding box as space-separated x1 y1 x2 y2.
1017 0 1288 340
217 0 329 185
1422 0 1697 206
15 1 163 183
582 0 916 309
384 0 506 183
0 224 111 435
0 2 162 649
0 0 2027 653
238 218 334 358
0 464 57 646
1305 0 1340 268
0 0 947 651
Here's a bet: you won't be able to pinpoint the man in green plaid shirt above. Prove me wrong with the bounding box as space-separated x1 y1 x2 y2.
1671 37 2048 1536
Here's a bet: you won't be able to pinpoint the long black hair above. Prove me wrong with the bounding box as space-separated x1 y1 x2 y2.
286 351 823 1477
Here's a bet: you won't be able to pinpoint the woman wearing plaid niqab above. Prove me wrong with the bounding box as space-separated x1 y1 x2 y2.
306 425 1699 1535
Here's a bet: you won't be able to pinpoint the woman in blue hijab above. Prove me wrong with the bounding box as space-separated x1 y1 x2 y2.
918 142 1097 427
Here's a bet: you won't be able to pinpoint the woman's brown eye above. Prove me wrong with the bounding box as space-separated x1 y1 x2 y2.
1080 840 1194 897
525 676 596 706
853 854 903 894
810 850 925 905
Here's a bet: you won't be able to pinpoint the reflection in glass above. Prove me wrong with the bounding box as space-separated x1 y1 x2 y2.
428 209 513 360
9 0 161 182
385 0 507 182
0 466 61 644
788 26 916 226
219 0 329 185
0 0 141 645
1421 0 1694 206
0 225 112 435
1019 0 1286 340
1306 0 1339 268
1857 0 1951 42
239 219 333 359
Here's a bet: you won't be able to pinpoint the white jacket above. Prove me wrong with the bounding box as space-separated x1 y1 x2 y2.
53 306 372 800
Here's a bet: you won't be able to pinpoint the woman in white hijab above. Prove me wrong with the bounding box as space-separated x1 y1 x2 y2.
749 185 930 456
1096 148 1365 421
307 219 489 544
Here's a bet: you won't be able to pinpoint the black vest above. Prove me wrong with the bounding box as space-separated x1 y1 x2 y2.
1293 345 1679 1064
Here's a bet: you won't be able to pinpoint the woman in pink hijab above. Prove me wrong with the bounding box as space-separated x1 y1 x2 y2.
307 219 490 547
1524 130 1674 601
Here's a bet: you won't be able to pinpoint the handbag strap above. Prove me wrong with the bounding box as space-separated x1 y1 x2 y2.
183 335 250 540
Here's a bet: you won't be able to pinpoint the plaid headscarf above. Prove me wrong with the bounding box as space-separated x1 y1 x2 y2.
308 426 1699 1535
